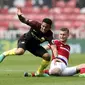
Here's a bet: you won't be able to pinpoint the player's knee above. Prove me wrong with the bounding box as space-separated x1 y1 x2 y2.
15 48 25 55
42 53 51 61
49 68 61 75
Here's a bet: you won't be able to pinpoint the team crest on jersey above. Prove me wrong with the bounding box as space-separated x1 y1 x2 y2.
41 37 45 42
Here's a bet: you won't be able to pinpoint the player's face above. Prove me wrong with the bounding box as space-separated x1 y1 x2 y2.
59 31 69 43
40 22 51 33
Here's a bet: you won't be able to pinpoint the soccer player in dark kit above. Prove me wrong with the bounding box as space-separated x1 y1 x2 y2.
0 8 57 76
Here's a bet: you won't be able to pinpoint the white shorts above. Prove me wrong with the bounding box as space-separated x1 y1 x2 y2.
49 59 77 76
49 59 67 75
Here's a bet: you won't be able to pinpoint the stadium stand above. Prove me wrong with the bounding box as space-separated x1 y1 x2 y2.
0 0 85 39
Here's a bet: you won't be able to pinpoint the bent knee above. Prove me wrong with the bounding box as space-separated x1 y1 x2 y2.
49 68 61 75
15 48 25 55
42 53 51 61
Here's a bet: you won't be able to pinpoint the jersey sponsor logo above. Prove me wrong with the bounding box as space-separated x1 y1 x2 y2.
60 47 70 52
31 32 45 42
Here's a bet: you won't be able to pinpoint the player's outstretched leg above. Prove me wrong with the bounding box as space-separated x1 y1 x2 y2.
36 59 50 75
0 48 16 63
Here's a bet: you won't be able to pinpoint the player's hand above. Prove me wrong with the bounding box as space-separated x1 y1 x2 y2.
17 7 22 15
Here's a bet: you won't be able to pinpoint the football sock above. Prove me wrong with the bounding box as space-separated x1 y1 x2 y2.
43 69 49 74
3 48 17 56
80 68 85 74
36 59 50 74
79 68 85 77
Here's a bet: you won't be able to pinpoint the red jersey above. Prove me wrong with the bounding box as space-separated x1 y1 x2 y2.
50 39 70 65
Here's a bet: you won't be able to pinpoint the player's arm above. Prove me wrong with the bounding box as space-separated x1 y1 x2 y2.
17 8 38 27
43 42 57 59
43 44 51 50
17 8 28 24
50 43 57 58
47 33 58 58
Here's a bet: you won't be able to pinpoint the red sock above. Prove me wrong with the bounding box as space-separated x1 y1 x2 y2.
43 69 49 74
80 68 85 74
31 72 35 77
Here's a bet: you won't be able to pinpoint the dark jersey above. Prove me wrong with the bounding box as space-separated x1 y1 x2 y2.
18 15 53 45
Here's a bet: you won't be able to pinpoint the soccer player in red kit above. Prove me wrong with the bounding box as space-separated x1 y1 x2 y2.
23 28 85 77
44 27 85 76
0 8 57 76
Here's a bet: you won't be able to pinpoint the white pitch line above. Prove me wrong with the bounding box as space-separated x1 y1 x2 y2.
0 69 32 72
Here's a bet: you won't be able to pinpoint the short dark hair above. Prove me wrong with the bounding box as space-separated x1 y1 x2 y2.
43 18 52 26
60 27 69 34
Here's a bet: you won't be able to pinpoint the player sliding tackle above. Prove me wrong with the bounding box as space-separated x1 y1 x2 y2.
24 28 85 77
0 8 57 76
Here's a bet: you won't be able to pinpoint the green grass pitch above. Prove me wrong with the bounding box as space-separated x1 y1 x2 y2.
0 53 85 85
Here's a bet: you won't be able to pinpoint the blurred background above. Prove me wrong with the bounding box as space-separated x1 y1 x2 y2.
0 0 85 54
